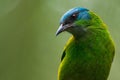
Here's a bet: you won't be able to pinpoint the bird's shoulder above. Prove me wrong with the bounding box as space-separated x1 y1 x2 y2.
61 36 75 62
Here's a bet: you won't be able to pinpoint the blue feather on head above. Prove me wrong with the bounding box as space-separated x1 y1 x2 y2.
60 7 91 24
56 7 91 36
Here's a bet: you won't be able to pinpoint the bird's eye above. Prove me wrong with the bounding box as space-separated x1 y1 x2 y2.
71 13 78 19
71 14 76 18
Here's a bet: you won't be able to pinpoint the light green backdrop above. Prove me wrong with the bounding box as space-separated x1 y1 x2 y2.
0 0 119 80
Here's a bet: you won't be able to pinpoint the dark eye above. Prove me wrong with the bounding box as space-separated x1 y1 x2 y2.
71 13 78 19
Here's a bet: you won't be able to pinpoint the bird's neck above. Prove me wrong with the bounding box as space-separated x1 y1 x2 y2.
69 26 88 40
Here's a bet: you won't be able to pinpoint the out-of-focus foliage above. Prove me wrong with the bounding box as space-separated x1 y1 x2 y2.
0 0 119 80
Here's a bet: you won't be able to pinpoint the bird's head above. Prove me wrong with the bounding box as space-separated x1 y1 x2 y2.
56 7 98 38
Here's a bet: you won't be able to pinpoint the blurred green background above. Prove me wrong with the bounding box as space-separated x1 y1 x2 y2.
0 0 119 80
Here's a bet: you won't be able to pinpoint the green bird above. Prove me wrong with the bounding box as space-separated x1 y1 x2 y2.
56 7 115 80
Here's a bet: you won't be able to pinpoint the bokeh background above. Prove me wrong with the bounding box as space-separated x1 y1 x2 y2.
0 0 119 80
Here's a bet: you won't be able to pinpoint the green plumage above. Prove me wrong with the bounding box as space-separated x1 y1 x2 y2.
56 7 115 80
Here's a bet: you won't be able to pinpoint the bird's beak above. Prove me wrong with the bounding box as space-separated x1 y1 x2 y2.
56 24 64 36
56 24 72 36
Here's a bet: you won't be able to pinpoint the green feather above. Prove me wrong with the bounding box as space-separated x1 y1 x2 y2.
57 8 115 80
